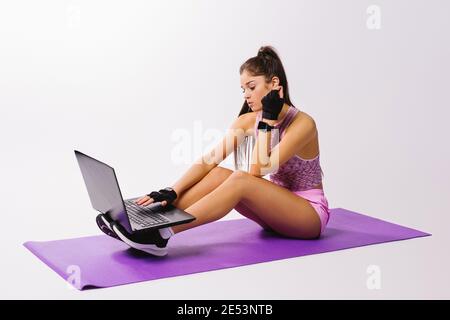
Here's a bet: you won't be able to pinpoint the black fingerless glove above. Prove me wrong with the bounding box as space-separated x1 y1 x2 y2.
261 89 284 120
147 187 178 206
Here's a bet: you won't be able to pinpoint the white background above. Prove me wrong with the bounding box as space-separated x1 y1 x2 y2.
0 0 449 299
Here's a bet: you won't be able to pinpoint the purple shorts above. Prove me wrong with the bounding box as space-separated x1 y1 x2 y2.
292 188 331 236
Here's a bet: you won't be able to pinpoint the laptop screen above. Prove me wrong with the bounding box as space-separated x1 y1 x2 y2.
74 150 132 233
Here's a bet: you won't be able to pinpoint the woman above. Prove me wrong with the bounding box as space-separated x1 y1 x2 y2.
98 45 331 256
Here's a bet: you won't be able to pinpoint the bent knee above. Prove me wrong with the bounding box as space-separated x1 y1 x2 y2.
208 166 233 182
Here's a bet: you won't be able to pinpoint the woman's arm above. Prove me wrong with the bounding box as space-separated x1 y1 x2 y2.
169 113 253 196
249 117 278 177
169 162 214 197
249 116 316 177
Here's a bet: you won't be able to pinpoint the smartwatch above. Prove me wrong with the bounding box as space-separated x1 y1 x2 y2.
257 120 274 131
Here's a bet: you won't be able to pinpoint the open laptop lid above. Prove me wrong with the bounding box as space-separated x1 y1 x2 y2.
74 150 133 233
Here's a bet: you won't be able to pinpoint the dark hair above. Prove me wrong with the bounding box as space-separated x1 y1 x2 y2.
238 46 325 179
238 45 295 117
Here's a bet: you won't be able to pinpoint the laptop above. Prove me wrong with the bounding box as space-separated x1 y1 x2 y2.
74 150 196 234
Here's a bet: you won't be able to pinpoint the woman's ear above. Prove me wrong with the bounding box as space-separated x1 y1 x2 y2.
271 76 280 88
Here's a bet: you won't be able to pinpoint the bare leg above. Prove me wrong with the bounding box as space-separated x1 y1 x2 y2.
172 166 233 210
173 170 322 239
170 167 272 234
172 174 243 234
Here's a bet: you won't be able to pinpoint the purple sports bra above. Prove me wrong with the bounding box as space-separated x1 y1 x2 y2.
253 105 324 192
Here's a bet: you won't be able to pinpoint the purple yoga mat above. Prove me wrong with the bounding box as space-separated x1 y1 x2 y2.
24 208 430 290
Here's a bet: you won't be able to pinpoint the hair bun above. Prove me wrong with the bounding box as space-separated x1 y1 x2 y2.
257 47 274 61
257 49 267 58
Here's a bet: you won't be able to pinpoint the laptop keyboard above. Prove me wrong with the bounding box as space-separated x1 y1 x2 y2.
124 200 170 227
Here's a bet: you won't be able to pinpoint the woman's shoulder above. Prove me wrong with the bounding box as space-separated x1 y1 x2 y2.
291 109 316 127
285 108 317 137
